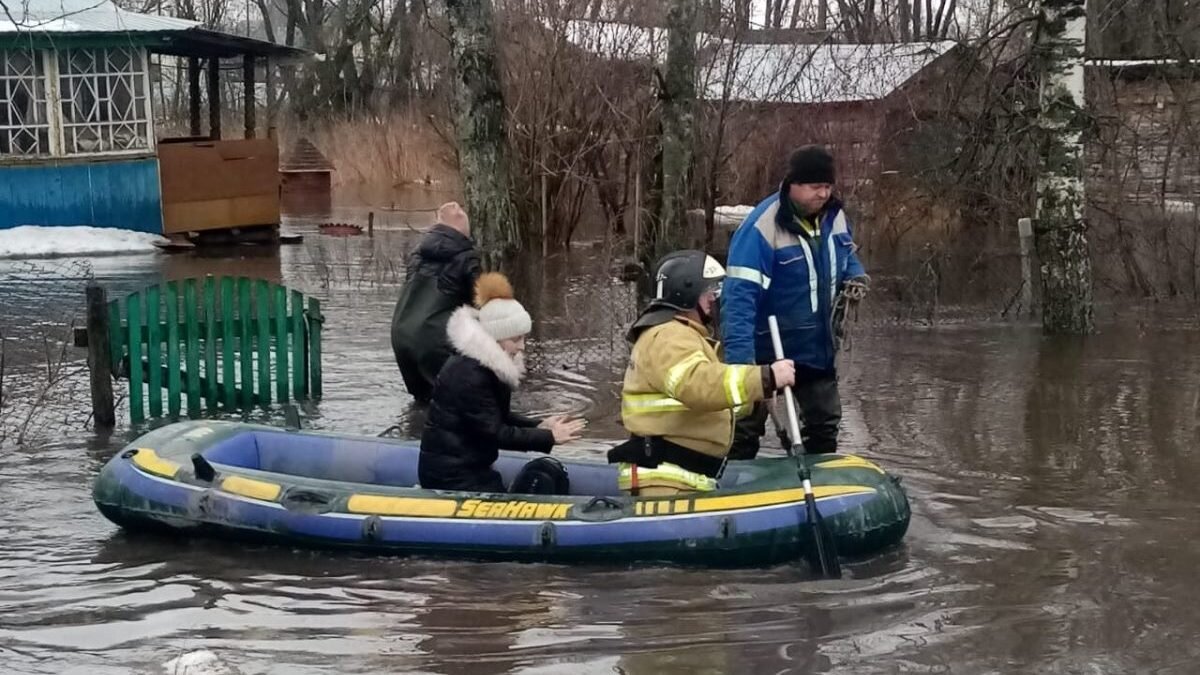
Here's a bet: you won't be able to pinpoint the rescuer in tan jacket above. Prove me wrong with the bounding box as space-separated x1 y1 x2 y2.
609 250 796 495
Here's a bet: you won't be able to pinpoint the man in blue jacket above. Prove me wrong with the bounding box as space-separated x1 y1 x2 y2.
721 145 870 458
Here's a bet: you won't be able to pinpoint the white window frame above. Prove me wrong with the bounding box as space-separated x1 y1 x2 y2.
0 47 53 157
0 45 156 160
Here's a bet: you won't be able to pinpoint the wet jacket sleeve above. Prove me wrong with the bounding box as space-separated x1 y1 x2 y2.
642 329 765 412
458 370 555 453
721 221 774 364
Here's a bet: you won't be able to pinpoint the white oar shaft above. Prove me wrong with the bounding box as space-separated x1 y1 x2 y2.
767 315 803 451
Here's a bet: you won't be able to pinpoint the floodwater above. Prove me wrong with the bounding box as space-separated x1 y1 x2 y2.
3 201 1200 674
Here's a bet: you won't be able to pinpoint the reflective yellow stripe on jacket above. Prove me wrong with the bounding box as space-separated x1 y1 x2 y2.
664 350 708 398
621 392 689 415
723 364 756 408
617 462 717 493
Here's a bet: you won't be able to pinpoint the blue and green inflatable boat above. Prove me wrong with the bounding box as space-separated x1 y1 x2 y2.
93 420 910 567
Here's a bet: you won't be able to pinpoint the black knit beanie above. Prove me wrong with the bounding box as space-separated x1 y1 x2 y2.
785 145 835 185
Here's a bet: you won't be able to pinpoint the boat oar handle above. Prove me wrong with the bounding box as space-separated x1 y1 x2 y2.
769 315 841 577
768 315 804 458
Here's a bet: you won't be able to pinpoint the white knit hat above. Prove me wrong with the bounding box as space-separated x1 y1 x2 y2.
475 273 532 341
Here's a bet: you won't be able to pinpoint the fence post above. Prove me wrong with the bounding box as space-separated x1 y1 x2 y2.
307 297 323 399
291 289 306 399
127 292 145 424
165 281 182 417
1018 217 1035 316
85 282 116 429
274 285 290 402
256 280 271 406
238 278 254 408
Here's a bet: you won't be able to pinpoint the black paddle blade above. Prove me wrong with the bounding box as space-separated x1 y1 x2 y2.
191 453 216 482
804 491 842 578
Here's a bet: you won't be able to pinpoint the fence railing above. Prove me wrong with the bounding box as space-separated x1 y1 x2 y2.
76 275 323 426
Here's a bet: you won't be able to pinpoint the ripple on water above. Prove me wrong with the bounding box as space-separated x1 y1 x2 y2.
4 245 1200 673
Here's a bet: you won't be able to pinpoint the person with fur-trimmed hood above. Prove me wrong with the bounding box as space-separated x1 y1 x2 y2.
419 272 586 493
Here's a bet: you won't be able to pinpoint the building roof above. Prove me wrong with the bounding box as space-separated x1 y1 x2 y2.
552 18 957 104
704 40 959 104
561 19 668 62
1088 58 1192 68
0 0 308 60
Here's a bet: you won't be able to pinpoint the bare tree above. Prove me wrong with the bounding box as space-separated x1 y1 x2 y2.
655 0 700 261
1032 0 1094 333
445 0 521 254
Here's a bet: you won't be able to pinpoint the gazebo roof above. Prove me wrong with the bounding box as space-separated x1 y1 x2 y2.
1 0 308 60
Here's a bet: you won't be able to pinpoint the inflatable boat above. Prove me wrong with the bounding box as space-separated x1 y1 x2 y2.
93 421 910 567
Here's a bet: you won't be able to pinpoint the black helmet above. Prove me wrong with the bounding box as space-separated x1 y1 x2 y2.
627 250 726 340
649 250 726 311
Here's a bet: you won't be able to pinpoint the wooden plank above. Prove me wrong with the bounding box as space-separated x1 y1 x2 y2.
203 276 218 409
275 285 289 402
238 277 254 408
184 279 201 416
291 289 305 399
165 281 182 417
127 291 144 424
145 285 162 418
157 138 280 235
221 277 236 408
256 280 271 406
85 283 115 429
308 297 322 399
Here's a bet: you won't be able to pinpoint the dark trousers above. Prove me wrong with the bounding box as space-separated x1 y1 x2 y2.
394 344 450 404
729 368 841 459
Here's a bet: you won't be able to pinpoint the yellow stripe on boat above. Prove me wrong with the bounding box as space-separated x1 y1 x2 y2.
692 485 875 513
130 448 180 478
221 475 282 501
347 495 459 517
815 455 886 474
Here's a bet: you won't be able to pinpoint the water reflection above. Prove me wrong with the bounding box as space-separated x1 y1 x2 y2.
2 193 1200 672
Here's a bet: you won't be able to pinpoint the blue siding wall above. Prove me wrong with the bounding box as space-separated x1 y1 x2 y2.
0 157 163 233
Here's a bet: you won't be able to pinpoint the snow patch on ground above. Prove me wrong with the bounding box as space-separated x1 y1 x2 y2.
714 205 754 220
0 225 167 259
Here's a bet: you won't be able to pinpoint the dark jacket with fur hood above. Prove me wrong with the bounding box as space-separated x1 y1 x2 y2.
418 306 554 492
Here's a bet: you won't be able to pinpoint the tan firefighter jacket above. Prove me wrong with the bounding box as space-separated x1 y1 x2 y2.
620 316 768 458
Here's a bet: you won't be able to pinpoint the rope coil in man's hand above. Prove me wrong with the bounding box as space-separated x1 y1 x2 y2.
833 275 870 353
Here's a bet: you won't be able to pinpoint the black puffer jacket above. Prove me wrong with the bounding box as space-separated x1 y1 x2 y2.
390 224 481 402
419 307 554 492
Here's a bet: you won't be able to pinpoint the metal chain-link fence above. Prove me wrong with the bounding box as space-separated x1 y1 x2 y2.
523 265 640 380
0 259 95 445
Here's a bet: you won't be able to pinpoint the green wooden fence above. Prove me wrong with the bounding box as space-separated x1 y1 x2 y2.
81 275 323 425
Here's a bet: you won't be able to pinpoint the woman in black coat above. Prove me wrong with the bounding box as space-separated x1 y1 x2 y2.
419 273 585 493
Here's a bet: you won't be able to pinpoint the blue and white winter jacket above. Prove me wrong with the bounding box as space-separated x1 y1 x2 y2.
720 190 865 372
